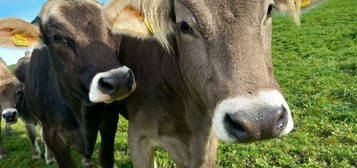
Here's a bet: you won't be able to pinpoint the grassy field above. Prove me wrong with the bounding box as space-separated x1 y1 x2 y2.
1 0 356 167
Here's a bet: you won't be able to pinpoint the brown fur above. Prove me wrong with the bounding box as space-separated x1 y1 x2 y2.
0 58 16 87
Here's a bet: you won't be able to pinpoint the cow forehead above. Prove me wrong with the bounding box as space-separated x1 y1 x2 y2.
179 0 265 22
40 0 101 23
180 0 300 26
0 79 18 98
39 0 106 43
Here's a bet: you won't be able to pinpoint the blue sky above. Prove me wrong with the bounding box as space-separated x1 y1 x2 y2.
0 0 106 65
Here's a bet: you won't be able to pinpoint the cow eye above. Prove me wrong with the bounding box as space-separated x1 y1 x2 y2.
267 4 275 17
179 21 193 35
16 90 22 96
51 34 67 44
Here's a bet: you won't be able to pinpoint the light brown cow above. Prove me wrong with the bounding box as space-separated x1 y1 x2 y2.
102 0 300 167
0 57 21 159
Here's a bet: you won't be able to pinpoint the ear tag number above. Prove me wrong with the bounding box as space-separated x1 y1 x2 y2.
300 0 311 8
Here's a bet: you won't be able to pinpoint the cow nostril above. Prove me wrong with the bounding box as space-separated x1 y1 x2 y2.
11 112 17 117
127 70 134 91
277 105 288 129
224 114 247 138
98 77 115 94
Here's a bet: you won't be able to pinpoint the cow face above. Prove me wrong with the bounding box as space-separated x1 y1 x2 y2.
104 0 299 142
0 1 136 104
173 0 295 142
0 80 21 124
39 1 136 104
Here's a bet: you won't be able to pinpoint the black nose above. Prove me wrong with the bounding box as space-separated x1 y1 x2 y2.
98 69 135 96
2 110 18 122
224 105 288 142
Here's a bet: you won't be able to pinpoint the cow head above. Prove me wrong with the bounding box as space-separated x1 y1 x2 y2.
0 61 21 124
0 0 136 105
104 0 300 142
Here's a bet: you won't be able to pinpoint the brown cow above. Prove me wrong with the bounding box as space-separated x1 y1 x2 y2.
0 1 136 167
102 0 300 167
0 57 16 136
0 57 21 159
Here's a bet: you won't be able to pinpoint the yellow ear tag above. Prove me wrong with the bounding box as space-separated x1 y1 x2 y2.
12 33 30 47
300 0 311 8
144 18 154 34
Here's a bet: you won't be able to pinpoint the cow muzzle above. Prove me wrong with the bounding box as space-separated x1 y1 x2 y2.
2 108 19 124
212 90 293 143
89 66 136 103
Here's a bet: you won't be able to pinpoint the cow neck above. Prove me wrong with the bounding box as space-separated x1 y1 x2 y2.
119 35 213 133
119 35 217 164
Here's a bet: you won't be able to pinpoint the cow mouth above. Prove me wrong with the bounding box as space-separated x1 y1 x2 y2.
103 92 132 104
5 119 18 125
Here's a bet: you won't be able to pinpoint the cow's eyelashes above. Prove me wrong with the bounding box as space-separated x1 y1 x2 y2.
179 21 194 35
50 34 68 44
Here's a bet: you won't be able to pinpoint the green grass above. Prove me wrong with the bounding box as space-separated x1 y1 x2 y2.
1 0 356 167
7 65 15 72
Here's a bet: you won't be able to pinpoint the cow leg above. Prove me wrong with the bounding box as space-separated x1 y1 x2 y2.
5 123 13 136
161 133 218 168
40 127 55 165
0 120 5 159
186 135 218 168
98 108 119 168
24 123 41 159
159 138 188 168
128 124 156 168
42 127 76 168
81 105 104 168
0 142 4 160
82 157 94 168
44 143 56 165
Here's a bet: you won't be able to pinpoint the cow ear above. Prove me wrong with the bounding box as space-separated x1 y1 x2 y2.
0 18 41 48
275 0 301 25
104 1 154 39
